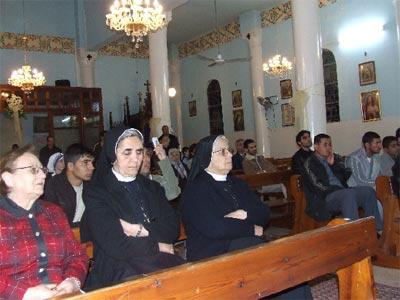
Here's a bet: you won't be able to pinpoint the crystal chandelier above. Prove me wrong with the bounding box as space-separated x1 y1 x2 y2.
8 0 46 94
263 54 293 79
106 0 169 48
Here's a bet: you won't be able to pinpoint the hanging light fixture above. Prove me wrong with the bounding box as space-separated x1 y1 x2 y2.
263 54 293 79
106 0 169 48
8 1 45 94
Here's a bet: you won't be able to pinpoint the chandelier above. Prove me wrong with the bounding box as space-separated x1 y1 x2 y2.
8 0 46 94
106 0 169 48
263 54 293 79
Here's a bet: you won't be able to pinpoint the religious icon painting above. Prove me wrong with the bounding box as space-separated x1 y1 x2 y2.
358 61 376 86
188 100 197 117
280 79 293 99
281 103 295 126
232 90 242 108
233 109 245 131
360 90 382 122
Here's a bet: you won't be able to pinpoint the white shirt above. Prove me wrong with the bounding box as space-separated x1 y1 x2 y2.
205 169 227 181
72 183 85 223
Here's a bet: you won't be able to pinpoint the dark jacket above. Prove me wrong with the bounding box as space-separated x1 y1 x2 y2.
301 154 352 221
39 145 62 167
83 169 181 289
232 153 244 170
291 148 313 174
44 171 85 226
182 171 270 261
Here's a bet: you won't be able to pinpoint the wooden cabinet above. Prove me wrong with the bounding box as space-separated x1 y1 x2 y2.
0 85 103 149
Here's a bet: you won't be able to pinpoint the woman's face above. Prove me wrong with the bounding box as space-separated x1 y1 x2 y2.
208 138 233 175
114 136 144 177
2 153 46 200
54 158 65 174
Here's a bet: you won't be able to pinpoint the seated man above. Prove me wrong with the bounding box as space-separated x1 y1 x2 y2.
301 134 382 231
380 135 399 176
159 125 179 150
140 144 181 201
232 138 245 171
242 139 287 198
292 130 313 174
346 131 382 189
44 143 94 227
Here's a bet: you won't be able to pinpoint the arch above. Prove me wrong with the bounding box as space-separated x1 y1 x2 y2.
207 79 224 135
322 49 340 123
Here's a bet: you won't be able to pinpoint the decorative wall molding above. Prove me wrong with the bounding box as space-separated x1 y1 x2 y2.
0 32 75 54
178 21 240 58
98 40 149 59
178 0 337 58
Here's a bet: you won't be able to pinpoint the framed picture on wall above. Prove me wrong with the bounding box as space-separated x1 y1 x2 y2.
232 90 242 108
360 90 381 122
358 61 376 86
188 100 197 117
233 109 245 131
280 79 293 99
281 103 295 126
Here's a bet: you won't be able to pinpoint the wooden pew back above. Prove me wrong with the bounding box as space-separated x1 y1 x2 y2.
374 176 400 268
71 227 93 259
60 218 378 300
290 175 328 234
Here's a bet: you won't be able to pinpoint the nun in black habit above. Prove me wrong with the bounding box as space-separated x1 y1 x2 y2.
83 127 183 290
181 135 312 299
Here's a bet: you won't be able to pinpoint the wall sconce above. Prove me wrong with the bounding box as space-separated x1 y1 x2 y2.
338 20 384 49
168 87 177 97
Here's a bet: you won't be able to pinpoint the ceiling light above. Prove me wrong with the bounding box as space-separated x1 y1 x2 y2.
106 0 169 48
263 54 293 79
168 87 177 97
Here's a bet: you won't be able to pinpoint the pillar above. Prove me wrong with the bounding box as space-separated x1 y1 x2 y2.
169 43 183 146
240 11 271 157
291 0 326 137
77 48 96 87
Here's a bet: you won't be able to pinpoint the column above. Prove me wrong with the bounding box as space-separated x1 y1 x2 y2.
240 11 271 157
291 0 326 137
169 43 184 146
77 48 96 87
394 0 400 64
149 13 172 137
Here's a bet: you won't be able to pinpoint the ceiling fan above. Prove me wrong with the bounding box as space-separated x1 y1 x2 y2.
197 0 250 67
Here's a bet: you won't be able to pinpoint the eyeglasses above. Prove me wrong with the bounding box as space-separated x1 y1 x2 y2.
12 166 48 175
212 148 233 156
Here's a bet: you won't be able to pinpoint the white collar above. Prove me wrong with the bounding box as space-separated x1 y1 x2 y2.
112 168 136 182
205 169 227 181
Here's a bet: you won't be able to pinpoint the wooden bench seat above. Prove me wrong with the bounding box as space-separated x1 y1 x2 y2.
290 174 328 234
374 175 400 269
71 227 93 259
57 218 379 299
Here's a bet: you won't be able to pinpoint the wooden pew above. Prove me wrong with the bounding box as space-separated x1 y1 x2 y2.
374 175 400 268
71 227 94 259
57 218 378 300
290 175 328 234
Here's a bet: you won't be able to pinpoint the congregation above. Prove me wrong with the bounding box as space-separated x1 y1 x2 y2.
0 124 399 299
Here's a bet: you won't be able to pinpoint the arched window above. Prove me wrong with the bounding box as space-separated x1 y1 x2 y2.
322 49 340 123
207 80 224 135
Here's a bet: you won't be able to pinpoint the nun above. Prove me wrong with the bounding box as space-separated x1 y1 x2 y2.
83 127 183 290
181 135 312 299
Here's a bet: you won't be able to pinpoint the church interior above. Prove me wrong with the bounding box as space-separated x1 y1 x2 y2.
0 0 399 298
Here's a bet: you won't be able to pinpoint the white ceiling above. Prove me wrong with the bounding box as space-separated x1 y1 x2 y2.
94 0 285 47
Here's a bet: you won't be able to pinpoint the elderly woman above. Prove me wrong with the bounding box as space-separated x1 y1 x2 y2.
181 135 269 261
182 135 312 299
83 127 183 290
0 145 87 299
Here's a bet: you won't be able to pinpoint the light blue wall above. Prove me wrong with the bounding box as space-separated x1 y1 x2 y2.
95 55 149 129
0 0 76 37
320 0 400 121
180 38 252 143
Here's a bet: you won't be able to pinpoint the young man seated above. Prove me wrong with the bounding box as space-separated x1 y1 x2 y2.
242 139 287 198
380 135 399 176
301 134 382 231
44 143 94 227
292 130 313 174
